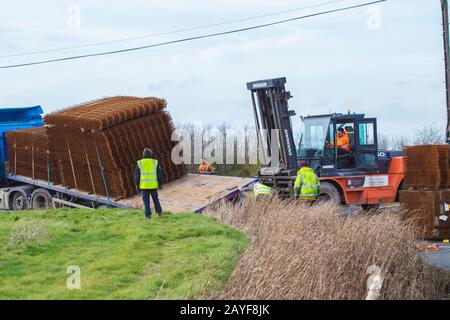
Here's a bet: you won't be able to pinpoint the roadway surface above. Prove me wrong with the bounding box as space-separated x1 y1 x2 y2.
340 203 450 272
418 242 450 272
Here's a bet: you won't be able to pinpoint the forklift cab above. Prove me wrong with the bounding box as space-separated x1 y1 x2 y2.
298 113 379 175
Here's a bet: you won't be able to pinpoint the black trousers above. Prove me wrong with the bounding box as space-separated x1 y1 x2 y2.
141 189 162 217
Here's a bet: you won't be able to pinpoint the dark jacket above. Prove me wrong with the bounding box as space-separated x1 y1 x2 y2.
135 155 164 188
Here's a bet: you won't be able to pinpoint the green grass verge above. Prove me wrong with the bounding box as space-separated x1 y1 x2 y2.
0 209 248 300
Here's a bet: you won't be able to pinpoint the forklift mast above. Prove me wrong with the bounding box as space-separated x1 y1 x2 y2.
246 77 299 176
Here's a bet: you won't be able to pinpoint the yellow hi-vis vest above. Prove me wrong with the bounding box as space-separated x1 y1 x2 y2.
254 183 272 198
294 167 320 201
138 158 159 190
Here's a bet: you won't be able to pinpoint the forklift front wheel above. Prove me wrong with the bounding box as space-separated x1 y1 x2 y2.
318 182 341 205
361 204 380 211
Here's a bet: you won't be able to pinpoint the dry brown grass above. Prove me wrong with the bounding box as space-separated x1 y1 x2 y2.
205 197 449 300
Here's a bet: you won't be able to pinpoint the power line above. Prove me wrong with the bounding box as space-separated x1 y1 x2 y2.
0 0 351 58
0 0 386 70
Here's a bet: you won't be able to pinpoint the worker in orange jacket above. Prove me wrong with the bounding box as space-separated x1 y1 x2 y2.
198 158 215 174
326 128 350 153
336 128 350 153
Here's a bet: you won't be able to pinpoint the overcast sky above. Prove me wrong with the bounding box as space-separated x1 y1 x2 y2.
0 0 446 139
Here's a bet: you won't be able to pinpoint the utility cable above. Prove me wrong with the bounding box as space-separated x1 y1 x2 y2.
0 0 386 69
0 0 352 58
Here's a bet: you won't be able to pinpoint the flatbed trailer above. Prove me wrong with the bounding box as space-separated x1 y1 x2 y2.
0 105 258 212
5 174 131 209
2 173 257 212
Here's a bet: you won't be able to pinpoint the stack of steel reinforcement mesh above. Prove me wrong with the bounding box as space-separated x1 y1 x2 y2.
437 190 450 239
404 144 449 190
44 96 186 199
399 189 450 240
438 144 449 189
5 127 61 184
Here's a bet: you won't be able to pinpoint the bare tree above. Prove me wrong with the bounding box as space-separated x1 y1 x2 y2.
217 122 231 164
390 136 411 150
413 123 445 145
378 134 390 150
181 122 195 164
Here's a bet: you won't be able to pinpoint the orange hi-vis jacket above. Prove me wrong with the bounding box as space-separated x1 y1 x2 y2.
337 132 350 152
199 162 214 173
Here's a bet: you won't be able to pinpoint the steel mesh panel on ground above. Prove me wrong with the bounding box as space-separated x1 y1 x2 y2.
404 145 442 190
399 190 439 239
400 189 450 240
44 96 166 130
438 145 449 189
434 226 450 239
436 190 450 238
5 127 61 184
448 147 450 187
45 98 186 199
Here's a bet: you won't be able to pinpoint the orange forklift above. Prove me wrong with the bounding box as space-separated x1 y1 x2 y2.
298 111 405 208
246 77 405 209
246 1 450 208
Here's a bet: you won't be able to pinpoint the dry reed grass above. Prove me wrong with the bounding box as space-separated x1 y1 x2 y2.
205 197 449 300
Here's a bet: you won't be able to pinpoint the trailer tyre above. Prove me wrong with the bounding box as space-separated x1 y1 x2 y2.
11 192 28 211
317 182 341 205
31 189 53 210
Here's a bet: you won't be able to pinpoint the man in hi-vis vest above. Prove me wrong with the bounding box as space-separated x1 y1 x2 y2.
135 148 164 219
294 161 320 203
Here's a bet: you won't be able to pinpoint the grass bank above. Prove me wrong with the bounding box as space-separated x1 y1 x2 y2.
0 209 248 299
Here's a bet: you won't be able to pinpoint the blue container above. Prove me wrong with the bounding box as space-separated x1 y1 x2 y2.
0 106 44 179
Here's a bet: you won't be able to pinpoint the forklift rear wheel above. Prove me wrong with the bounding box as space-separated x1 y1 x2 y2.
318 182 341 205
11 192 28 211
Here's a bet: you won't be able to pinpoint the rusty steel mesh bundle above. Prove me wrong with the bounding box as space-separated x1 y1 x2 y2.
437 145 449 189
5 127 61 184
446 145 450 187
44 96 167 130
44 96 186 199
399 190 450 240
404 145 449 190
437 190 450 239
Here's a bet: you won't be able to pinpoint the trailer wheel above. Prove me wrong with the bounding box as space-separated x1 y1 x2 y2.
11 192 28 211
31 189 53 210
317 182 341 204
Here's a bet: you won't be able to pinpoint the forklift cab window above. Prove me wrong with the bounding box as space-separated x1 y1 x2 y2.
358 122 377 167
359 122 375 145
298 116 331 158
323 123 335 164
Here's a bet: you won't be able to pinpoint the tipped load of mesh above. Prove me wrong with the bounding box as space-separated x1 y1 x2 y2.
7 96 186 199
400 144 450 240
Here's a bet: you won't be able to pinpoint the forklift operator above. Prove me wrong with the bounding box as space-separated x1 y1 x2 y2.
326 128 350 154
336 128 350 153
